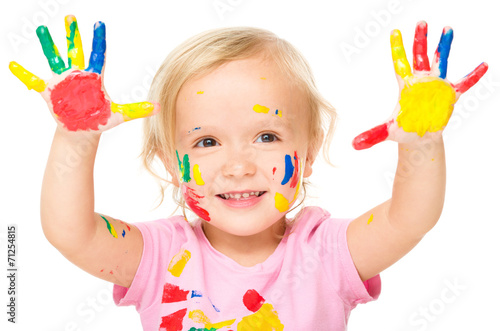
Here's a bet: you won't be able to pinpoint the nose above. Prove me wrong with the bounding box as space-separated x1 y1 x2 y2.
221 146 257 178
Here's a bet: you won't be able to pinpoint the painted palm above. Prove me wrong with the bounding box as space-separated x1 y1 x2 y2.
9 15 159 132
353 21 488 150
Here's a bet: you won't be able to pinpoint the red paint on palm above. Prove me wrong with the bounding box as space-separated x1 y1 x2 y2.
159 308 187 331
50 71 110 131
161 283 189 303
352 121 390 150
243 289 265 312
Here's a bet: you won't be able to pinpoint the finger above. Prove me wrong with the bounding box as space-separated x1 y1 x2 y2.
36 25 67 74
390 29 412 79
431 27 453 79
110 101 160 121
452 62 488 94
9 61 47 92
352 122 391 150
65 15 85 69
413 21 430 72
85 21 106 74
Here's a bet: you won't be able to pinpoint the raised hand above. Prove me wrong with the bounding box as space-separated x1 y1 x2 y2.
9 15 160 133
352 21 488 150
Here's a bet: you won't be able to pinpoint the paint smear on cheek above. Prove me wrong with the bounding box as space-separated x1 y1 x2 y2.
193 164 205 185
281 154 294 185
289 151 300 189
183 185 211 221
197 91 204 94
176 151 192 182
274 192 290 212
50 71 111 131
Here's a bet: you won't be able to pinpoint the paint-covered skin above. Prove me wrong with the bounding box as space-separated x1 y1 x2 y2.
9 15 160 133
352 21 488 150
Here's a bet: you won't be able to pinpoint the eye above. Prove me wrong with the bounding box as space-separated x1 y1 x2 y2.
256 133 278 143
195 138 219 147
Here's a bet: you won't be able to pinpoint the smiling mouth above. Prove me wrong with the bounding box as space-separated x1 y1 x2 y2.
217 191 266 200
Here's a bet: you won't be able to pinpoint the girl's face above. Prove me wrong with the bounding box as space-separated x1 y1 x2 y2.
174 56 315 238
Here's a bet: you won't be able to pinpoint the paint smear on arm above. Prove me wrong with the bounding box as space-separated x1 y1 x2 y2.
100 215 118 238
367 214 374 224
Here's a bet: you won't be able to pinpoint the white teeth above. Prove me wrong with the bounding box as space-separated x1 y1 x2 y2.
221 191 263 199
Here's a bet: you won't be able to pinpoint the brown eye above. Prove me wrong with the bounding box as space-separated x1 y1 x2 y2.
196 138 219 147
256 133 277 143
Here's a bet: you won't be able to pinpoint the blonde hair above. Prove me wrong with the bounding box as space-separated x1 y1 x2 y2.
142 26 336 212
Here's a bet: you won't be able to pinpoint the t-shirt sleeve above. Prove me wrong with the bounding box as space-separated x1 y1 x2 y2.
113 217 188 312
334 217 381 306
113 221 156 311
305 207 381 308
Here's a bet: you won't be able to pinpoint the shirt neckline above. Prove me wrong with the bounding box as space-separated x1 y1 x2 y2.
193 220 291 273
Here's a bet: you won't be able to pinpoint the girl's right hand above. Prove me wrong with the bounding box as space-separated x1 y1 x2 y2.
9 15 160 134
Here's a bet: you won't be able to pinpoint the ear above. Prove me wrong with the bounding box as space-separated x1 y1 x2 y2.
303 130 324 178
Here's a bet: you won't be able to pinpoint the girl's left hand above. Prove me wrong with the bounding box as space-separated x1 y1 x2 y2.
352 21 488 150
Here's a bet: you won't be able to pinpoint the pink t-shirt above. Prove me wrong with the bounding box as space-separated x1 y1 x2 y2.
114 206 381 330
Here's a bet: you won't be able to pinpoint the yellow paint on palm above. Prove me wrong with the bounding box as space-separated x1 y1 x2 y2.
9 62 47 92
189 310 235 329
390 30 412 79
253 104 270 114
167 248 191 277
65 15 85 69
237 303 284 330
193 164 205 186
274 193 289 213
111 102 157 121
397 78 456 136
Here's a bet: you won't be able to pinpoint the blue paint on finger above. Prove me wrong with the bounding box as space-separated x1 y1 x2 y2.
437 28 453 79
86 21 106 74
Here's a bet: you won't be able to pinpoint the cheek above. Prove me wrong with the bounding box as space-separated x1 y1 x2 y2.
182 184 211 222
273 152 303 212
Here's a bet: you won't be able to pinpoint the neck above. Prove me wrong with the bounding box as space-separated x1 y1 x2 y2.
202 220 286 267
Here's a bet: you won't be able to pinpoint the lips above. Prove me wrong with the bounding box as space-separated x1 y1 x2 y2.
217 191 266 200
216 190 267 209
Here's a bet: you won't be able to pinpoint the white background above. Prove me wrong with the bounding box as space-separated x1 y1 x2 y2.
1 0 499 330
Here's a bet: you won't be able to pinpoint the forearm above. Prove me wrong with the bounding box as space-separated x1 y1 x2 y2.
388 134 446 237
40 127 102 253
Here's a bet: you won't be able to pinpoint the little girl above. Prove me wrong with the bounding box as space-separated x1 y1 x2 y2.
9 16 487 330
